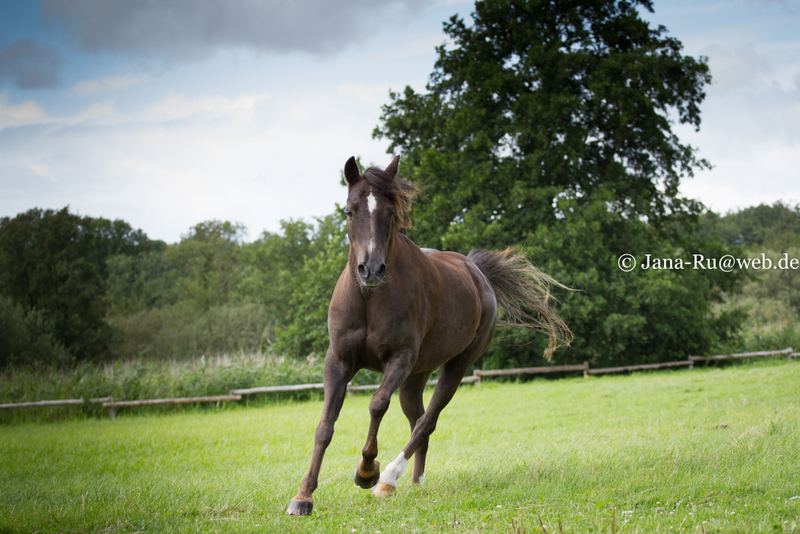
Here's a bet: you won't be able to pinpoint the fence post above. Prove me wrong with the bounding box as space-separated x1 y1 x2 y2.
583 361 589 378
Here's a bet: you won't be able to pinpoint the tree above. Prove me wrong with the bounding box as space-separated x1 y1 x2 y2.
272 212 348 357
0 208 108 362
235 218 317 323
168 220 246 309
699 202 800 249
375 0 711 251
374 0 744 366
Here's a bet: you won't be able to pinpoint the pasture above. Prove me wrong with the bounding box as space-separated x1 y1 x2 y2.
1 361 798 533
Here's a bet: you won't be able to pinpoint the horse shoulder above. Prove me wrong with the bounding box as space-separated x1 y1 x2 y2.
327 267 368 354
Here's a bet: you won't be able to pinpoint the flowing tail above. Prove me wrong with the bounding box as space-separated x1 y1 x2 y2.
468 247 573 360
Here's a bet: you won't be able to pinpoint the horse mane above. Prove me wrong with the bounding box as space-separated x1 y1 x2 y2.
363 166 420 233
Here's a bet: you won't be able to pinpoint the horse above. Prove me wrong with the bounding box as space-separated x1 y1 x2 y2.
286 156 572 516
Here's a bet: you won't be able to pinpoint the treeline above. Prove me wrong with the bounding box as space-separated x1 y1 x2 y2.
700 202 800 331
0 207 346 368
2 200 799 371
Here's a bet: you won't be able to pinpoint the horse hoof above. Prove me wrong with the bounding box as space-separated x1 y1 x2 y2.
371 482 396 497
354 469 380 489
286 499 313 516
354 460 380 489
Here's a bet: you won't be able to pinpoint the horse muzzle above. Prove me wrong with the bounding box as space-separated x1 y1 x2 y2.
357 262 386 288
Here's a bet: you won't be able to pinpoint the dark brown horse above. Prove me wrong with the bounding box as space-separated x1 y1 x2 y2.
286 156 572 516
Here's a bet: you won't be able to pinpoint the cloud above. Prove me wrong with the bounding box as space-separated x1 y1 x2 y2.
142 93 271 123
41 0 432 62
71 73 150 95
0 86 392 243
0 92 49 129
0 38 63 89
705 45 769 93
0 91 114 131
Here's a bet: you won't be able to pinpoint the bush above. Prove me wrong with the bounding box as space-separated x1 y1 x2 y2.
0 297 70 368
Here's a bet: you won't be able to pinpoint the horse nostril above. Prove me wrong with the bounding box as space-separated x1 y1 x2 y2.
357 263 368 279
376 264 386 279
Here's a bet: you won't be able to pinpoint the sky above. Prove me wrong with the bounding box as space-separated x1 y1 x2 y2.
1 0 798 244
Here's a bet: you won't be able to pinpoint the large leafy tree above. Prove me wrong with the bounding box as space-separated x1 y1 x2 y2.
0 208 105 363
374 0 744 366
375 0 711 250
0 207 163 364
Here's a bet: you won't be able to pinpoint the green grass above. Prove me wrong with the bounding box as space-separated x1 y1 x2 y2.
1 360 799 533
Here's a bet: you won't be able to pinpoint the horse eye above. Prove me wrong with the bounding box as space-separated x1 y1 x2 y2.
344 208 353 218
388 207 396 215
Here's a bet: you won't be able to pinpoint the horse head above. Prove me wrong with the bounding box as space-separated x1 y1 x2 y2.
343 155 416 288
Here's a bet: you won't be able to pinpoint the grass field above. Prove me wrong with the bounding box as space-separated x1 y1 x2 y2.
1 360 798 533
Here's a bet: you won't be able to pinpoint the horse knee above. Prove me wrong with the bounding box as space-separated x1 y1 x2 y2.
314 422 335 448
412 414 437 440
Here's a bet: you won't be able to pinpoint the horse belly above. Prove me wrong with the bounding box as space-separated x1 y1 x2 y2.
415 283 483 371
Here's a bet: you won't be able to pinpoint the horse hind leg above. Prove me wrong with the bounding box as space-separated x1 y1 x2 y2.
373 323 495 498
371 364 462 498
354 356 413 490
399 372 431 484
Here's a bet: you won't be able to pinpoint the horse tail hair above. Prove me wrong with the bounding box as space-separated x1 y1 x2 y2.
468 247 573 361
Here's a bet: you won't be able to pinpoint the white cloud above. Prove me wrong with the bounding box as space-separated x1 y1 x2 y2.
0 91 114 130
705 45 769 93
0 92 49 129
71 73 150 95
0 85 392 242
142 93 271 123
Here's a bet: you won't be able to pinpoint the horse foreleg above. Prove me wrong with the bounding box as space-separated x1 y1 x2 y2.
287 356 354 516
354 356 412 491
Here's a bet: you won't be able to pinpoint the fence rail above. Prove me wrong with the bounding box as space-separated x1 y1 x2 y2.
474 363 589 378
2 347 793 418
585 360 695 376
688 348 794 362
0 396 112 409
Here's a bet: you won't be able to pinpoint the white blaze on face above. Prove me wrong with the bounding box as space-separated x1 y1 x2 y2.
367 191 377 253
375 452 408 489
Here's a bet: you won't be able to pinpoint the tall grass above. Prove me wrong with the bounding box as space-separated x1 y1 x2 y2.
0 361 798 533
0 352 382 424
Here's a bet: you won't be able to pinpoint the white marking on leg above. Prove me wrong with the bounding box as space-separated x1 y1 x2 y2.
377 452 407 488
418 473 425 485
367 192 377 214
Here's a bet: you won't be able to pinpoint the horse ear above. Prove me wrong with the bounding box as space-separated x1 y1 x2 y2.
344 156 361 187
384 155 400 178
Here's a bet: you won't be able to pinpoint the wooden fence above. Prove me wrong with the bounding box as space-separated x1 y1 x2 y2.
2 347 794 418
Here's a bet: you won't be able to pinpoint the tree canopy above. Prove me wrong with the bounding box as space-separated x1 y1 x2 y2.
375 0 710 251
374 0 743 366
